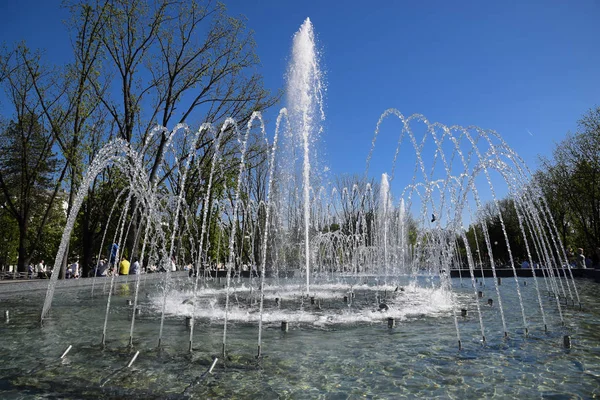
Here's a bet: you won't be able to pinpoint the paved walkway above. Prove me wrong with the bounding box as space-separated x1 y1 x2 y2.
450 267 600 280
0 271 189 295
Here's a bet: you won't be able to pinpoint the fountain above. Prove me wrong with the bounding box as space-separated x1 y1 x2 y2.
284 17 325 296
0 18 599 399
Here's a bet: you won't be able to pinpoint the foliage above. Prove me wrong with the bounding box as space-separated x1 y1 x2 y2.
463 198 529 267
0 111 63 270
0 1 279 274
537 106 600 257
0 208 19 267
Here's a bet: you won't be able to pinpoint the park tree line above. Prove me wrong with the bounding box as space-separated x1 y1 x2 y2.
458 106 600 269
0 0 279 275
1 2 598 276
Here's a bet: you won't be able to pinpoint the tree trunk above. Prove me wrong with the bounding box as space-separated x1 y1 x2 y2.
81 199 94 277
60 171 78 279
130 198 143 260
17 219 28 273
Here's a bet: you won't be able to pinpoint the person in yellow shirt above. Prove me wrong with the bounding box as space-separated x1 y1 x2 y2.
119 256 130 275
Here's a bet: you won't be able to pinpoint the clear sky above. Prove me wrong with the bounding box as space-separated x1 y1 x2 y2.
1 0 599 193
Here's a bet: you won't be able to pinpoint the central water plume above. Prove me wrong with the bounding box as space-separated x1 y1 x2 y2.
379 173 392 280
286 17 325 295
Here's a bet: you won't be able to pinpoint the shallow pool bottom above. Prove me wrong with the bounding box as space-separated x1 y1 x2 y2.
1 275 599 399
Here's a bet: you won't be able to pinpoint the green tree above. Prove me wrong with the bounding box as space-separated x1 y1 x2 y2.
0 114 62 271
0 207 19 269
0 1 281 275
21 3 108 276
538 106 600 253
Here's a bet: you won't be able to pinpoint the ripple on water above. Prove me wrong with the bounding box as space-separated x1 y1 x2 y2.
1 279 600 398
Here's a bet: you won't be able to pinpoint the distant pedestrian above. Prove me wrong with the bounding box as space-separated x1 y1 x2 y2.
95 258 108 276
66 259 80 279
109 243 119 268
119 256 130 275
130 258 140 275
578 248 586 269
36 260 48 279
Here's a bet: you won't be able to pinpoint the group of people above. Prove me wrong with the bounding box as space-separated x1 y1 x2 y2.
27 258 80 279
32 260 49 279
65 259 80 278
146 257 177 273
518 246 600 270
24 242 183 279
93 256 140 276
541 247 600 269
563 246 600 269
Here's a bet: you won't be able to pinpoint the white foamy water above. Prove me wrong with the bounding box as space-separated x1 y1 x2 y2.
149 281 454 327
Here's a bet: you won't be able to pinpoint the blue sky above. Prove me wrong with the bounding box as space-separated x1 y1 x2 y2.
225 0 599 176
1 0 599 198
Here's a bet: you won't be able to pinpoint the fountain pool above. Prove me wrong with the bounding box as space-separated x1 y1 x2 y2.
1 274 600 398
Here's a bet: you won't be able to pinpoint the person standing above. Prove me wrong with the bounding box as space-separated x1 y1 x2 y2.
72 259 80 278
36 260 47 279
578 248 586 269
109 243 119 270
